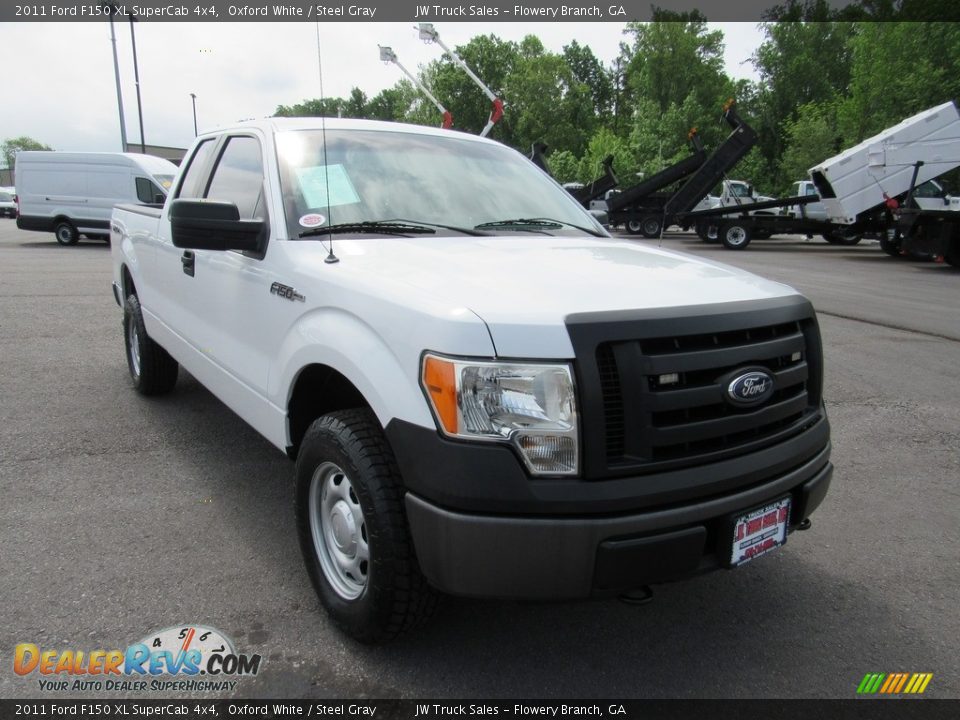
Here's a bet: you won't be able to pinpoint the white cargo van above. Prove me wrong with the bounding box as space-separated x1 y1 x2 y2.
15 152 178 244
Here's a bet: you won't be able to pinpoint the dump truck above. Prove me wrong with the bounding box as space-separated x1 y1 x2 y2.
681 101 960 252
608 101 758 238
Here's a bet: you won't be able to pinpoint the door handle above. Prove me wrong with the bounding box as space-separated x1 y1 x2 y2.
181 251 195 277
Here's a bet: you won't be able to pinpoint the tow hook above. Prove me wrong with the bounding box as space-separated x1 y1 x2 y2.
797 518 812 531
618 585 654 605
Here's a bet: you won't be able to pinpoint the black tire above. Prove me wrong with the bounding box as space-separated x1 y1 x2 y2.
54 221 79 245
822 230 862 246
640 216 662 238
295 409 438 643
879 234 902 257
123 294 178 395
625 219 643 235
696 221 719 243
720 221 752 250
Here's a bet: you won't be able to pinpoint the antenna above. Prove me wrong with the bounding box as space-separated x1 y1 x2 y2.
315 22 339 264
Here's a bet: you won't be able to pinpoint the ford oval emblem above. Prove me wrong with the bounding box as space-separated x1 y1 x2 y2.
726 370 775 407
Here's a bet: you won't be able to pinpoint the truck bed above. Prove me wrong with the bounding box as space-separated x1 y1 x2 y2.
809 101 960 224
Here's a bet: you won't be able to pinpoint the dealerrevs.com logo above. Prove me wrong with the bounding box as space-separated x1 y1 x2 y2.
14 625 262 693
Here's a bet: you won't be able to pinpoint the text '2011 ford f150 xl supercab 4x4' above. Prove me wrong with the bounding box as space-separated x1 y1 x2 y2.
110 118 832 643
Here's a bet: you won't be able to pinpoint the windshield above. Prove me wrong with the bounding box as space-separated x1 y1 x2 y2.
730 182 752 198
153 174 175 193
275 128 605 238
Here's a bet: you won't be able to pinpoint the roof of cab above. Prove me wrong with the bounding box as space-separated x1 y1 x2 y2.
198 117 497 145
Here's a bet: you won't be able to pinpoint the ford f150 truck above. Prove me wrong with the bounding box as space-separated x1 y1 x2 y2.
110 118 833 643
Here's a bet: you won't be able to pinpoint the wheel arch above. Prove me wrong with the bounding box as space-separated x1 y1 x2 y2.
286 364 371 459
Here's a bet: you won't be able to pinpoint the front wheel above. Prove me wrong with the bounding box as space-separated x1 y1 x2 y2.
295 409 437 643
720 221 752 250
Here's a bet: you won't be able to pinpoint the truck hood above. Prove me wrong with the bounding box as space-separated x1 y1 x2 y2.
334 235 799 357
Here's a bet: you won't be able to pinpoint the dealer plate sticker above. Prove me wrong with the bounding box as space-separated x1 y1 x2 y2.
731 497 791 566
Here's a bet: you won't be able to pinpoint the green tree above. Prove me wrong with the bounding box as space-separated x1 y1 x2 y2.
837 22 960 144
562 40 614 121
779 101 841 189
620 11 729 116
751 14 856 173
546 149 580 183
2 136 52 169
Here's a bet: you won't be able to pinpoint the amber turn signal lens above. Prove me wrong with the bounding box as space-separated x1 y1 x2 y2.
422 355 458 434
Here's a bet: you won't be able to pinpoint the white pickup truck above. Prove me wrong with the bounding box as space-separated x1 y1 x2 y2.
110 118 833 642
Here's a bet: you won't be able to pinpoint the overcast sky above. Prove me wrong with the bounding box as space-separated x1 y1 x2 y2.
0 21 764 158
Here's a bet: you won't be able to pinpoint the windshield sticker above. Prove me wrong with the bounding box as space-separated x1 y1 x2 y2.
299 213 326 228
295 164 360 208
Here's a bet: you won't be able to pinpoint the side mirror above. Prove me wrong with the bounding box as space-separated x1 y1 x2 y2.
169 199 265 252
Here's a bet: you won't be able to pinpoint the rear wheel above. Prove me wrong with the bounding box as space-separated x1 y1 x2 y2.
123 294 178 395
720 221 752 250
54 221 79 245
879 233 902 257
640 216 662 238
823 230 862 246
626 219 643 235
295 409 438 643
695 221 719 243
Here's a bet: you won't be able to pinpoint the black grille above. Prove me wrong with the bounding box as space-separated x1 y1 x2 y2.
599 319 815 468
569 300 824 479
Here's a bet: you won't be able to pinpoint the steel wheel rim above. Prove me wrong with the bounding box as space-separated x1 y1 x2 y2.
627 221 641 233
643 219 660 235
309 461 368 600
57 226 71 243
727 226 747 246
128 314 141 378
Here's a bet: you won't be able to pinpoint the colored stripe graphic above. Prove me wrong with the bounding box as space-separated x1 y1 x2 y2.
856 672 933 695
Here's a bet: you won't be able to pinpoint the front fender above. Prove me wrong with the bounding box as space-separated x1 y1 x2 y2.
270 306 494 441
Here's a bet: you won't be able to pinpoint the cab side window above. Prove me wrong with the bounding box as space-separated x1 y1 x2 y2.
205 136 265 220
135 177 162 204
176 139 217 199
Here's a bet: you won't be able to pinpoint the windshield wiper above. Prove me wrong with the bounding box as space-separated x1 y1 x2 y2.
299 221 437 238
385 218 492 237
474 217 604 237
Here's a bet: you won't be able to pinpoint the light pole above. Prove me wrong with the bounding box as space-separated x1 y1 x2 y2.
189 93 198 136
128 11 146 153
100 2 127 151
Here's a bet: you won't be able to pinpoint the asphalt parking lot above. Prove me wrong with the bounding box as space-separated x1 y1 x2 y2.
1 222 957 700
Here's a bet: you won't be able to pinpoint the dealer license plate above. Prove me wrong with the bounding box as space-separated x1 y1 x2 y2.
730 497 791 567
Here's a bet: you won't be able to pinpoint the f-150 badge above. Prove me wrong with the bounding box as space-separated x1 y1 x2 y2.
270 282 305 302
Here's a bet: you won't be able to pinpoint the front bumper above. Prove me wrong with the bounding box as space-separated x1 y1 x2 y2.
405 448 831 599
388 414 832 599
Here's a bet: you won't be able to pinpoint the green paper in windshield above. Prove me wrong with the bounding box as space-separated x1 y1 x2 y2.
296 164 360 208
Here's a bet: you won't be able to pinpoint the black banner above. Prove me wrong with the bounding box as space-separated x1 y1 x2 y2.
4 0 960 23
1 700 958 720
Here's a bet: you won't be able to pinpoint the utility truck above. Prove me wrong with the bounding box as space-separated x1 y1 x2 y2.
110 118 833 642
682 101 960 252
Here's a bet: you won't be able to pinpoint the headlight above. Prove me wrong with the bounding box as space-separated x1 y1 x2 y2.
421 354 579 477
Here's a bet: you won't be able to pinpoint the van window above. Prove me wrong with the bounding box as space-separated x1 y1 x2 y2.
135 177 163 204
205 136 264 219
177 139 217 199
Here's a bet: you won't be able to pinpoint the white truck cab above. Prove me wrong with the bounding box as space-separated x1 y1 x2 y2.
110 118 832 642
